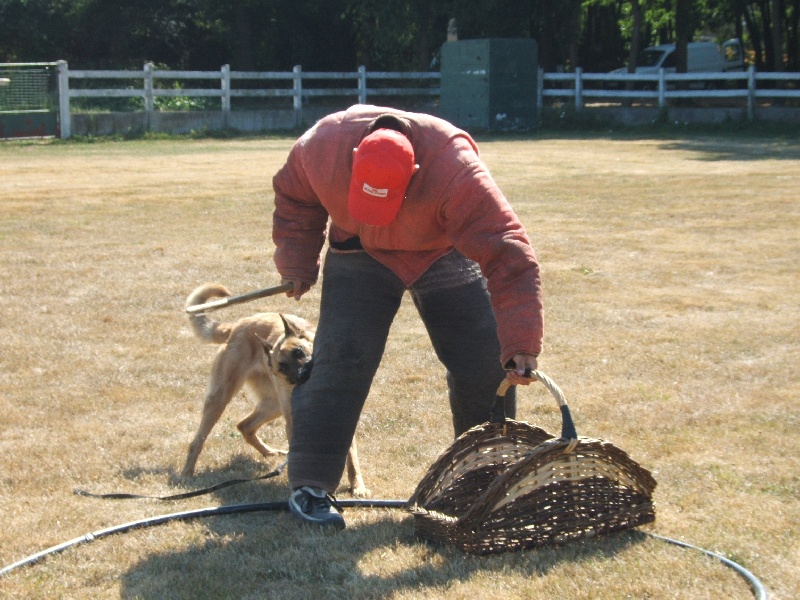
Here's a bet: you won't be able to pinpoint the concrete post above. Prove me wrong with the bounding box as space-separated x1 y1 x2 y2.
221 64 231 128
144 62 155 131
358 66 367 104
747 65 756 121
574 67 583 111
56 60 71 139
293 65 303 128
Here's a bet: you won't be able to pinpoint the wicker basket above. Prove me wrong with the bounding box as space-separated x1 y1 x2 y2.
408 371 657 554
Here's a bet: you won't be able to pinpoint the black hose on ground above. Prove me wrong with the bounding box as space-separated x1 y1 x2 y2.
0 500 767 599
0 500 404 577
646 533 767 600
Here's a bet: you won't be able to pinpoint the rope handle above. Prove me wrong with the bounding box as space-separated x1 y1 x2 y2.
491 370 578 442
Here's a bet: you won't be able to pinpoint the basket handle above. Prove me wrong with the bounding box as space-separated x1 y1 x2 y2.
491 370 578 441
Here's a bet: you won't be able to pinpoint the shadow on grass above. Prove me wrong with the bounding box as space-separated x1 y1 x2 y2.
113 457 649 599
657 137 800 161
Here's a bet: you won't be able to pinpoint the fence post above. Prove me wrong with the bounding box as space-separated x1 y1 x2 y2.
56 60 71 139
574 67 583 110
358 66 367 104
658 68 666 108
293 65 303 128
747 65 756 121
144 62 154 131
221 64 231 128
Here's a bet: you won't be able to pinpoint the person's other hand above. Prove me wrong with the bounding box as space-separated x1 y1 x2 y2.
505 353 538 385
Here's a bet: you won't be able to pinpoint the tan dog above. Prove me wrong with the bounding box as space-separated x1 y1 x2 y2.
182 283 368 497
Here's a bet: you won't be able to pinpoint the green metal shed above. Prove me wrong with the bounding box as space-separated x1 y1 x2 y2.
440 38 538 131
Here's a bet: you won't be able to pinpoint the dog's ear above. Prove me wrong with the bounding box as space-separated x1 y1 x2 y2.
254 333 274 366
279 314 302 339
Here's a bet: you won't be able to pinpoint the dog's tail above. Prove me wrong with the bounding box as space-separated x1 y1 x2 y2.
185 283 235 344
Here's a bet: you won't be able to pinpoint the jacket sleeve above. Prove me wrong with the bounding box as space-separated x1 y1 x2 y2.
438 139 544 365
271 140 330 285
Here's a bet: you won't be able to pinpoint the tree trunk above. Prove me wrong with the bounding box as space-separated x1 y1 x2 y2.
772 0 785 70
623 0 643 108
789 0 800 70
628 0 643 73
758 0 775 68
232 5 255 71
675 0 690 73
568 0 582 70
744 5 764 69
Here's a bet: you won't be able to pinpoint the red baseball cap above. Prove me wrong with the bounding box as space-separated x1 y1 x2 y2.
348 128 416 226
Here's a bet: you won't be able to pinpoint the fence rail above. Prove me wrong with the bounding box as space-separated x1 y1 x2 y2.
51 61 800 138
539 66 800 120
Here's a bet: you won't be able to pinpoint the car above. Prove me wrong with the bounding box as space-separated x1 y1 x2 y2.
611 38 745 74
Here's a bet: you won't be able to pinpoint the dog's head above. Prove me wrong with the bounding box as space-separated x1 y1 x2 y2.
257 315 314 386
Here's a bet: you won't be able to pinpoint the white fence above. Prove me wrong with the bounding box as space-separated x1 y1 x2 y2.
56 61 440 138
52 60 800 138
539 66 800 121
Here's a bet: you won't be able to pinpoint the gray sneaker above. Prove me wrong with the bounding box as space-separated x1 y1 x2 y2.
288 487 345 529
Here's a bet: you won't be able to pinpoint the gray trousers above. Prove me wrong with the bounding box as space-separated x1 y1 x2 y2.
287 249 515 492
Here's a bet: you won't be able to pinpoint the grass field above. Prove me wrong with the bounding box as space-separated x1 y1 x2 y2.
0 132 798 599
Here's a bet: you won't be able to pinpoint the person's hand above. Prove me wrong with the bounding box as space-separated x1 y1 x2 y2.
505 353 538 385
282 279 311 301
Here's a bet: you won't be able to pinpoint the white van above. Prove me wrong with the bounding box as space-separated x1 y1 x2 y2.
612 38 745 74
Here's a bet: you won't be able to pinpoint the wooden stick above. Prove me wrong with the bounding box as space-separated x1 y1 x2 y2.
185 282 294 314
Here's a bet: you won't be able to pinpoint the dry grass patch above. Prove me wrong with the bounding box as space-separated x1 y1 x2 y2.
0 134 797 599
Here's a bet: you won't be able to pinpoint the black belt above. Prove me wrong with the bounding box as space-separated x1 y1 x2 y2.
330 236 363 251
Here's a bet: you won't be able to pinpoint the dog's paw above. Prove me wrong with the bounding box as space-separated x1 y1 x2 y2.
350 484 372 499
260 446 288 457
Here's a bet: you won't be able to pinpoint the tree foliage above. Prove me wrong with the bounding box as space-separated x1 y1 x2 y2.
0 0 796 71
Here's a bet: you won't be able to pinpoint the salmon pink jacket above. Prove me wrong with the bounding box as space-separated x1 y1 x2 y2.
272 105 543 365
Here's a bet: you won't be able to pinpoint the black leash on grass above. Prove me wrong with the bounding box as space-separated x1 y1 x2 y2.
72 460 287 501
0 495 768 600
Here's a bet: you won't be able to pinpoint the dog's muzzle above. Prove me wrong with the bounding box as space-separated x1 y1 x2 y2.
296 359 314 385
